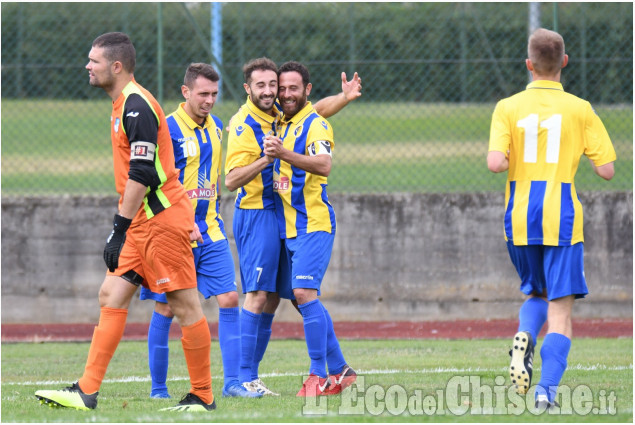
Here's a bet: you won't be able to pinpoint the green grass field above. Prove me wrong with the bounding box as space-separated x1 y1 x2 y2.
1 99 632 195
1 338 632 422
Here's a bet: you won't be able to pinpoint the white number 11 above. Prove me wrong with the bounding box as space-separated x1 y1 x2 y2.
517 114 562 164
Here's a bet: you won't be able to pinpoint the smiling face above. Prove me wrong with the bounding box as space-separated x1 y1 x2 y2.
278 71 312 117
86 46 116 90
245 69 278 114
182 75 219 125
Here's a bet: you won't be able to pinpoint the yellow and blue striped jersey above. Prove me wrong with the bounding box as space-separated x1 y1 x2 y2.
225 96 282 210
167 103 226 246
273 101 336 239
489 80 616 246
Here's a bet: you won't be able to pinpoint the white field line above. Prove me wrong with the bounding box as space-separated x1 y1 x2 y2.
9 363 632 387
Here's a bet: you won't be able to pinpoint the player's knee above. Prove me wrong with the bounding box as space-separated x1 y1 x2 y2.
155 301 173 317
293 288 317 306
217 290 239 308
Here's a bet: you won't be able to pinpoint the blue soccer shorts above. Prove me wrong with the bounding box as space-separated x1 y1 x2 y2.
506 241 588 300
282 231 335 294
139 237 236 302
233 208 285 294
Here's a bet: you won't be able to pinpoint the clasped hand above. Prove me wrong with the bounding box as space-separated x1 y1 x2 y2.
263 134 283 159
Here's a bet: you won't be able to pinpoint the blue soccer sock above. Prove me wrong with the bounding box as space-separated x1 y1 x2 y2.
147 310 173 396
251 312 274 381
536 333 571 403
298 299 328 378
322 304 347 375
218 307 241 390
518 297 548 343
239 308 260 384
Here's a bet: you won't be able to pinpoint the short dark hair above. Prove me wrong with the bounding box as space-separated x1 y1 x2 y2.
243 57 278 85
92 32 136 73
278 61 310 87
183 63 220 87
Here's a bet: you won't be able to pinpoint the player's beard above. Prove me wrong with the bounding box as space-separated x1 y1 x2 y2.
89 70 115 91
280 93 306 118
251 93 275 114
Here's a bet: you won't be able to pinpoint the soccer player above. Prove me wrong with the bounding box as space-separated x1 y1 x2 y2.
225 57 361 396
487 28 616 410
263 61 357 397
138 63 260 399
35 32 215 412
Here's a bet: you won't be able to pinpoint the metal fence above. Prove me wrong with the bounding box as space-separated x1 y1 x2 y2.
2 2 632 196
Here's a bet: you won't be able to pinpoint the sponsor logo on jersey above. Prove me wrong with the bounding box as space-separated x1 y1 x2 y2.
294 125 303 138
321 120 328 130
126 111 140 118
216 127 222 141
295 274 314 280
187 184 216 200
236 126 245 136
273 176 290 192
114 118 120 133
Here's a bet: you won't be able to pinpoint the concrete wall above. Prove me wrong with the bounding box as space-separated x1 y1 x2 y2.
1 192 632 324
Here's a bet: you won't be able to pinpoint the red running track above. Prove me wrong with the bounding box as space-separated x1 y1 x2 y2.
1 318 631 343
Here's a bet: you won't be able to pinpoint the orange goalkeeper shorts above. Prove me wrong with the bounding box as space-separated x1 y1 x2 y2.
107 193 197 294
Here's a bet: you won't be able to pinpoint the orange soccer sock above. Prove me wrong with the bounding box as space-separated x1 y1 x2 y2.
181 317 213 405
78 307 128 394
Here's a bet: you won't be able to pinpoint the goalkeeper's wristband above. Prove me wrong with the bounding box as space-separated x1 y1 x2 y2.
113 214 132 233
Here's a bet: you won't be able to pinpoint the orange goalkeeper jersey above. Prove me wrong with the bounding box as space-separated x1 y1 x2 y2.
110 79 188 224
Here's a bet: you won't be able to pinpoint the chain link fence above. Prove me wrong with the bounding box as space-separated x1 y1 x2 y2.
2 2 632 196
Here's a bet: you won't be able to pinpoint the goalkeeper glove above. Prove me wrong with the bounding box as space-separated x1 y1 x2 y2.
103 214 132 272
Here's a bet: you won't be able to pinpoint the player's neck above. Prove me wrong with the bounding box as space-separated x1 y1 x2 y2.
531 72 561 83
107 75 134 102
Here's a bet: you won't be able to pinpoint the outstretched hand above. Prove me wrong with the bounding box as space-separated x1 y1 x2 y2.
341 72 362 101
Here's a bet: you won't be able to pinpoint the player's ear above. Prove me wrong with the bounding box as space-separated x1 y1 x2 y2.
305 82 312 96
243 83 251 95
525 59 534 72
111 60 123 74
181 84 190 99
561 54 569 69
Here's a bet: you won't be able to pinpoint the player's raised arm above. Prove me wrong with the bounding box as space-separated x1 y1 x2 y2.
314 72 362 118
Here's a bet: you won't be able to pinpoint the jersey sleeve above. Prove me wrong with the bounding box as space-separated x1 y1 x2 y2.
583 102 617 167
306 116 334 154
225 118 261 174
122 94 159 147
488 100 511 156
122 94 162 187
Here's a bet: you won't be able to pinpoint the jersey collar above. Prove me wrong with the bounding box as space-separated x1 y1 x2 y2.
526 80 564 91
175 102 213 130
